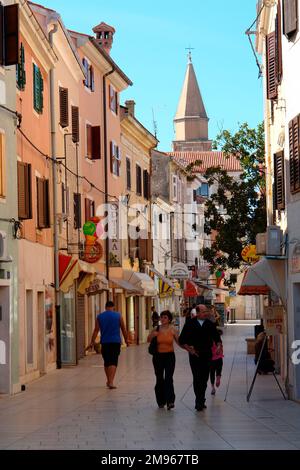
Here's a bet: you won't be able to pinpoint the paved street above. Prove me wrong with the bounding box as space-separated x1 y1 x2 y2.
1 322 300 450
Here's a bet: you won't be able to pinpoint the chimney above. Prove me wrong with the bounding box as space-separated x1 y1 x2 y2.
93 22 115 55
125 100 135 117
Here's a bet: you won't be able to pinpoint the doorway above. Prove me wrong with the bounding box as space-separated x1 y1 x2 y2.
37 292 45 375
0 285 9 394
293 283 300 400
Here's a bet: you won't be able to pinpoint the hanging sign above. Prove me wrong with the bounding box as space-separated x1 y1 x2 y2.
241 245 260 263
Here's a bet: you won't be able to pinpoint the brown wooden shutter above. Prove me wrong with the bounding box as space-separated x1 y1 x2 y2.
86 124 92 158
126 158 131 190
289 116 300 193
283 0 298 38
0 4 3 66
274 151 285 210
138 238 147 261
37 178 50 229
110 141 114 173
91 126 101 160
136 165 142 195
74 193 81 229
147 234 153 262
266 32 278 100
275 1 283 84
59 87 69 128
3 4 19 66
18 162 32 220
72 106 79 143
85 199 95 221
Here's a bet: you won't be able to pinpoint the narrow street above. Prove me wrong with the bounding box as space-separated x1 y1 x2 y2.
0 322 300 450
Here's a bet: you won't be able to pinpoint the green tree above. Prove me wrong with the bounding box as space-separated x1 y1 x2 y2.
202 122 266 273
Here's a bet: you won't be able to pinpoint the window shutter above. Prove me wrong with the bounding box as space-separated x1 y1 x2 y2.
91 126 101 160
0 4 3 66
117 146 121 176
3 4 19 66
74 193 81 229
283 0 298 39
289 116 300 193
110 141 114 173
126 158 131 190
136 165 142 195
62 182 65 214
72 106 80 143
274 152 285 210
172 175 178 200
37 177 44 228
17 43 26 90
109 84 113 110
82 58 89 86
18 162 32 220
85 198 91 222
143 170 149 200
86 124 92 158
89 65 95 91
276 1 283 84
59 87 69 128
139 237 147 261
147 234 153 262
266 32 277 100
33 64 39 111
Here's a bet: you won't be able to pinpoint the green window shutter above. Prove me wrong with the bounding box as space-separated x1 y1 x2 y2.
17 44 26 90
33 64 43 113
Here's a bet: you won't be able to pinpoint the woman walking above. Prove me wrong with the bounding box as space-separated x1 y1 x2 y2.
147 311 180 410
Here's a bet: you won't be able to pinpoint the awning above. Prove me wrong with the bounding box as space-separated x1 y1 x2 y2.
111 278 141 294
149 267 175 289
59 253 73 282
60 258 97 293
238 269 270 297
124 270 158 297
184 280 200 298
85 274 109 296
238 258 286 304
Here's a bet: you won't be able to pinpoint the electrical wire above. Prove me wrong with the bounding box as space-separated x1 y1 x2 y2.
245 3 265 78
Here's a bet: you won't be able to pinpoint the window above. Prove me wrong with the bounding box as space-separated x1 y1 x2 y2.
143 169 150 200
16 43 26 90
289 115 300 193
283 0 298 39
109 84 118 114
0 3 19 67
59 87 69 128
17 161 32 220
136 164 142 195
36 177 50 229
86 124 101 160
82 58 95 91
74 193 81 230
266 32 277 100
85 198 95 222
200 183 209 197
126 157 131 190
0 132 5 198
72 106 80 143
33 63 44 114
172 175 178 201
110 141 121 176
273 152 285 211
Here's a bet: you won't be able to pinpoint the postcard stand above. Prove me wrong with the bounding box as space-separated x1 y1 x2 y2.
247 335 287 402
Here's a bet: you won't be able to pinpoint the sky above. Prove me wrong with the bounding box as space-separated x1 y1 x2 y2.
38 0 263 151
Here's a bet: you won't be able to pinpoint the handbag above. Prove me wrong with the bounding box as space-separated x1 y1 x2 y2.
148 326 159 355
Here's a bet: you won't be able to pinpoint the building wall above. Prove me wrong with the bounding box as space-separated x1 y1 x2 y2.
0 1 19 392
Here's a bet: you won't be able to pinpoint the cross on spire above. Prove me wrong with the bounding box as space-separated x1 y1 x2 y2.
185 46 194 63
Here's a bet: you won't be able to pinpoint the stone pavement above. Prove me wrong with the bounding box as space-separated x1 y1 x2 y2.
1 322 300 450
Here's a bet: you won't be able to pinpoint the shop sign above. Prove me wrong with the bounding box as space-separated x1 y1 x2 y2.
83 219 104 264
169 263 190 280
86 275 108 295
108 203 122 267
264 306 285 335
241 245 260 264
291 243 300 273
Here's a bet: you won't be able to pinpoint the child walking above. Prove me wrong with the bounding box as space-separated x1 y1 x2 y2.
210 330 224 395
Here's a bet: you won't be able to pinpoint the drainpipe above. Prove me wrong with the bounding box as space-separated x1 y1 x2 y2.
103 67 115 297
49 24 61 369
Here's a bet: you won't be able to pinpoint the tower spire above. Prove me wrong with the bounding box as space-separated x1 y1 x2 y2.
172 53 212 152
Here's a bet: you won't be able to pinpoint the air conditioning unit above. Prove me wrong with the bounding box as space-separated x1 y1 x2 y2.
266 226 283 256
256 233 267 255
0 231 12 262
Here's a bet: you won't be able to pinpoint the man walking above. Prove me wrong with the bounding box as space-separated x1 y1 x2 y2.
151 306 159 328
179 304 222 411
87 301 128 389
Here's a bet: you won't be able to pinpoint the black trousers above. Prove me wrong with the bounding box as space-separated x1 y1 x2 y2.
152 352 176 406
189 354 211 407
210 358 223 385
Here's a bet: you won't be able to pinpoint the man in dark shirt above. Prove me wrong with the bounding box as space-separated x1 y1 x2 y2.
151 306 159 328
179 304 222 411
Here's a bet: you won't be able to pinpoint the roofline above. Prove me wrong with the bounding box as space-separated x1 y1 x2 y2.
89 37 133 86
120 105 158 144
